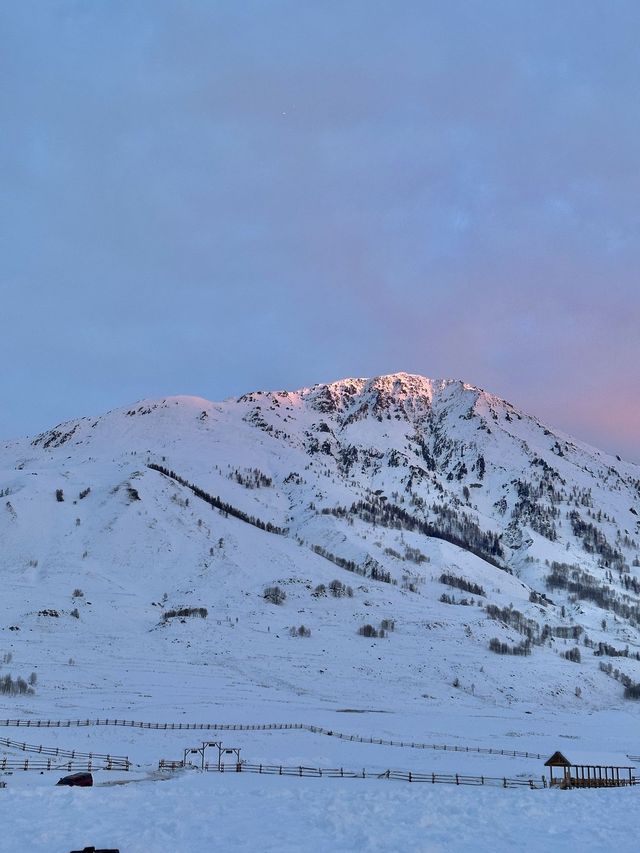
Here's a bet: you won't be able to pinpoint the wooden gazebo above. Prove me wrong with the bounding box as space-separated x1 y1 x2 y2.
544 751 636 788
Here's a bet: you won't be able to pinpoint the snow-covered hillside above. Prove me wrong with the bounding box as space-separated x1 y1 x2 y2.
1 372 640 719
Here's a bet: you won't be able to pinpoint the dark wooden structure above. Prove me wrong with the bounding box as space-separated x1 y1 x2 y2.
544 751 635 788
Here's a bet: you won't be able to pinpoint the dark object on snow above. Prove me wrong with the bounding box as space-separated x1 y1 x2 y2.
56 771 93 787
69 848 120 853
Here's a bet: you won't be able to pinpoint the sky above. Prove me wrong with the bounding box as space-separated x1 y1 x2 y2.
1 1 639 461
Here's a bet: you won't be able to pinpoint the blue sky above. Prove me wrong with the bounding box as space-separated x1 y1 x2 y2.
1 1 639 460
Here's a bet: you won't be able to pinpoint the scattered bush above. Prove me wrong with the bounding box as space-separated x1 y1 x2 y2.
230 468 272 489
440 572 485 597
263 586 286 605
55 489 64 502
0 674 34 695
162 607 208 621
311 544 395 584
289 625 311 638
358 622 389 639
72 588 84 598
328 579 353 598
404 546 429 565
594 642 640 660
440 593 475 606
599 661 640 700
312 584 326 597
70 608 80 619
624 683 640 700
563 647 582 663
78 487 91 500
324 498 504 568
547 562 640 626
485 604 540 642
488 637 531 656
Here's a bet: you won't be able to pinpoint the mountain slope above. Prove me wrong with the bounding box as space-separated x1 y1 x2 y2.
1 372 640 718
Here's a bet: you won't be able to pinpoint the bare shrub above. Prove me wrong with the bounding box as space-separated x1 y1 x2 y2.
289 625 311 637
0 674 34 695
163 607 208 621
263 586 286 605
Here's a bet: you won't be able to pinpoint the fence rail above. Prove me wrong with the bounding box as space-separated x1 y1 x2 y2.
0 719 543 759
0 735 130 767
158 759 547 788
0 757 128 772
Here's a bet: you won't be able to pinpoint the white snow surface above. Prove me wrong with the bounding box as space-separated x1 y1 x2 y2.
1 372 639 850
3 773 640 853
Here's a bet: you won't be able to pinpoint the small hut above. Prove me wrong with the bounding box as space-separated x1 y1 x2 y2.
544 751 636 788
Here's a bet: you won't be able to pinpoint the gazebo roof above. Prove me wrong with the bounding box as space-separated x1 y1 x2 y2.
544 750 635 769
544 751 570 767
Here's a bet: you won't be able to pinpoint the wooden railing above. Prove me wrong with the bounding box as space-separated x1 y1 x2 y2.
157 759 546 788
0 735 130 768
0 757 129 772
0 719 543 759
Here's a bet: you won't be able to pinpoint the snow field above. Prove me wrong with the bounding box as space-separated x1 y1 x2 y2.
2 772 639 853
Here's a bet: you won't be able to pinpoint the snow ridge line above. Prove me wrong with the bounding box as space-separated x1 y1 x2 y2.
0 735 130 766
0 719 542 759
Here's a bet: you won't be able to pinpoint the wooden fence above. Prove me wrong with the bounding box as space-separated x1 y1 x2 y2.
0 735 130 768
0 719 543 759
157 759 547 788
0 757 128 772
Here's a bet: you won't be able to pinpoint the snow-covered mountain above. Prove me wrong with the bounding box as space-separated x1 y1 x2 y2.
1 372 640 716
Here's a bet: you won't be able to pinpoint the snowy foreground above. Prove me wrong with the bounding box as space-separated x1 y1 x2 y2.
2 772 639 853
1 703 638 852
2 374 640 849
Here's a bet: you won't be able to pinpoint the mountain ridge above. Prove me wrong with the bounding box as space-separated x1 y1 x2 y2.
1 371 640 717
